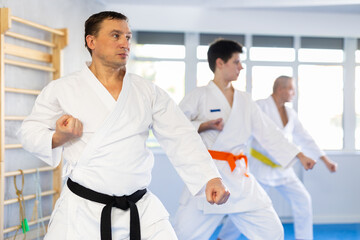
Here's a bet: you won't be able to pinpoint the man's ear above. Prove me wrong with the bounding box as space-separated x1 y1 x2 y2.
215 58 224 69
86 35 96 51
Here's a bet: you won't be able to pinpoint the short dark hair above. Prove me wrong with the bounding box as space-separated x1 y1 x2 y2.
84 11 128 55
207 39 243 73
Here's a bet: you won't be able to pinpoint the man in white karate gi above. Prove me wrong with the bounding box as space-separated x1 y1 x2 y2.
172 39 317 240
19 11 230 240
217 75 337 240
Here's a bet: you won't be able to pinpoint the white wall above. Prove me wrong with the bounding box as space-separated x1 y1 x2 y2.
305 153 360 223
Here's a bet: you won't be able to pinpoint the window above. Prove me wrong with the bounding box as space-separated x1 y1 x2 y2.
131 31 357 151
250 47 295 62
299 49 343 63
131 32 186 147
134 44 185 59
298 65 343 150
250 36 295 100
250 35 295 62
251 66 293 100
129 60 185 103
296 37 345 150
130 32 186 103
299 37 344 63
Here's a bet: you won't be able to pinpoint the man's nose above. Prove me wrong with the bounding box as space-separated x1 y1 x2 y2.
119 37 129 49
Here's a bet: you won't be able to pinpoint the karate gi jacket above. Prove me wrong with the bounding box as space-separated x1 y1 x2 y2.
250 96 325 186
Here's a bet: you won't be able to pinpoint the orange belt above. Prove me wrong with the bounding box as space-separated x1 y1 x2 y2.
208 150 249 177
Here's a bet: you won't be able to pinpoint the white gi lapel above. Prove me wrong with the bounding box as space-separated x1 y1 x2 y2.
268 96 284 129
203 81 232 125
211 90 243 153
84 65 116 112
76 73 131 167
268 96 293 139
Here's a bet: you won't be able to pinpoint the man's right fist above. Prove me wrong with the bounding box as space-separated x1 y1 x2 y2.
52 115 83 148
205 177 230 205
297 152 316 170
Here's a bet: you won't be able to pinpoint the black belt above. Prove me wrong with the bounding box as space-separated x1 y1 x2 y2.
67 178 146 240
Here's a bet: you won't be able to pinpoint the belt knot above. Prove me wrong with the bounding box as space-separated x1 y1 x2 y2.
113 196 129 210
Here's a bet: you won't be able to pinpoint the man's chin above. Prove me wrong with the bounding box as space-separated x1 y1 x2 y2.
112 61 127 69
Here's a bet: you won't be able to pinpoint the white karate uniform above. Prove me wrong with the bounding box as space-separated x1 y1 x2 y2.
172 81 301 240
19 64 221 240
218 96 324 240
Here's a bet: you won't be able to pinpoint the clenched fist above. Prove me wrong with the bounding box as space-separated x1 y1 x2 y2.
52 114 83 148
205 178 230 205
198 118 224 133
297 152 316 170
321 156 338 173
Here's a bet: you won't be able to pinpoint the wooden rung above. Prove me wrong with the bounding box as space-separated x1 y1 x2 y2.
5 43 52 63
5 166 55 177
4 190 57 205
4 215 51 234
4 144 22 149
4 115 26 121
4 58 55 72
5 31 56 48
4 87 41 95
5 226 46 240
11 16 64 36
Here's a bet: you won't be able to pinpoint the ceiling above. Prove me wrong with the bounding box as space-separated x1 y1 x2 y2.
101 0 360 14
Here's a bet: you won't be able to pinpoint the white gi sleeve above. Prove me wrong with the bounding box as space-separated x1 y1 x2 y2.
18 81 64 167
178 88 206 131
151 85 221 196
291 110 325 159
250 99 300 168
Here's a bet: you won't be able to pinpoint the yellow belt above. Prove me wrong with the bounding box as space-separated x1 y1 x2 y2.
250 148 281 168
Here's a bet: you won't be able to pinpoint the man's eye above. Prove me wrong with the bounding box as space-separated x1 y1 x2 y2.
113 34 119 38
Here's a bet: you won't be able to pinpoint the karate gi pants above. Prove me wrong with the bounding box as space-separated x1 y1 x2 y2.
172 197 284 240
44 185 178 240
218 176 313 240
